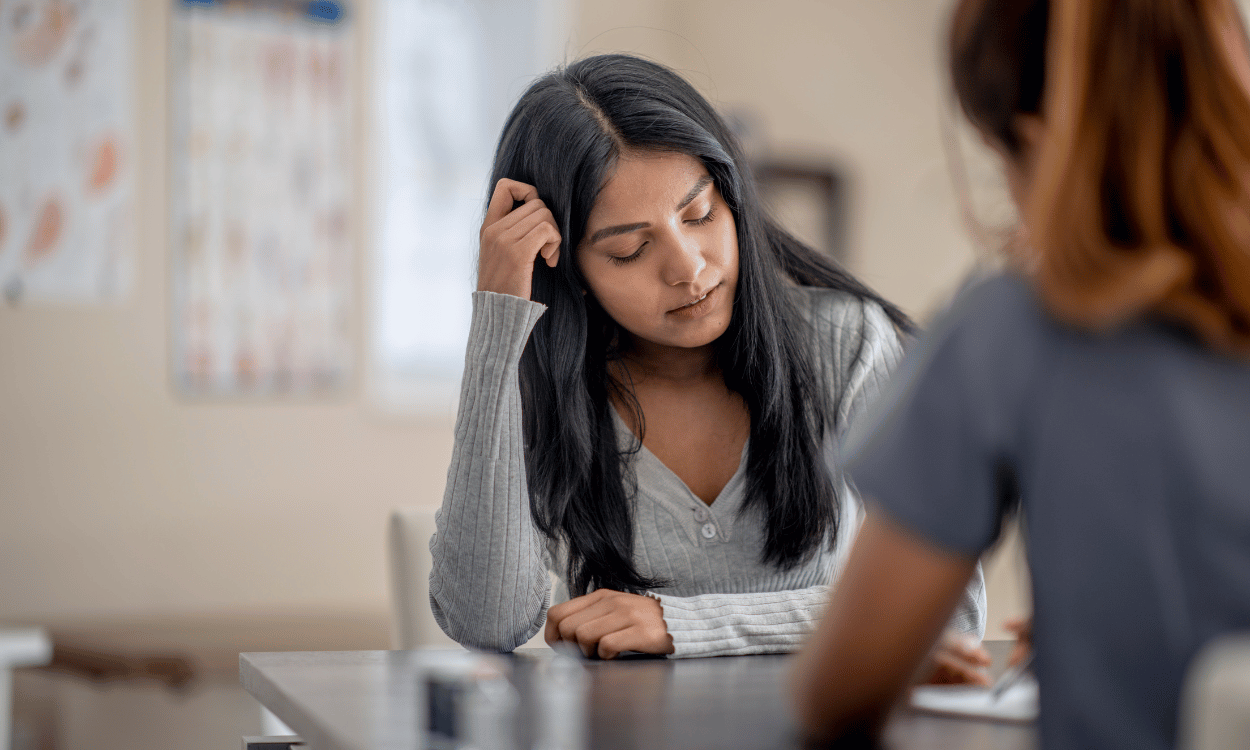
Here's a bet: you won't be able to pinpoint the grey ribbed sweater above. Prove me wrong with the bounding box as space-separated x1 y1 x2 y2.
429 287 986 657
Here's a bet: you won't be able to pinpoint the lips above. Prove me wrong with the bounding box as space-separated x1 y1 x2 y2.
676 289 712 309
667 283 721 316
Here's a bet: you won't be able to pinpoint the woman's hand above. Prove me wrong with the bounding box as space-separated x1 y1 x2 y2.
545 589 675 659
1004 616 1033 666
477 178 562 300
920 630 992 685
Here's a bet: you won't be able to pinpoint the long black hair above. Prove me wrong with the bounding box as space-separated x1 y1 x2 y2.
488 54 911 596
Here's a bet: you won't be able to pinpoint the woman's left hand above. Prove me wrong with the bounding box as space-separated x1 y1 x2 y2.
920 630 992 685
545 589 675 659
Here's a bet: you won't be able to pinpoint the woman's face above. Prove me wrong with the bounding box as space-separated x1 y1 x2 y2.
577 150 739 355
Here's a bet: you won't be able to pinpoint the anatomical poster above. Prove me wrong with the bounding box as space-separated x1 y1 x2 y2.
0 0 135 304
169 0 353 396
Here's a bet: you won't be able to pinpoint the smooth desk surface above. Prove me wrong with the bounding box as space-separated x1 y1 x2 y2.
241 644 1038 750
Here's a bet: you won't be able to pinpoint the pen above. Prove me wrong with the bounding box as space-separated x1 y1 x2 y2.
990 651 1035 701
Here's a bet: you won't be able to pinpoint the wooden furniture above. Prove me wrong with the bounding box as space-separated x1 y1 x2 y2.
13 609 390 688
240 643 1037 750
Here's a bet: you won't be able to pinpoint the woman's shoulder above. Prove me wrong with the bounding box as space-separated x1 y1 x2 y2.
925 271 1050 358
787 284 903 367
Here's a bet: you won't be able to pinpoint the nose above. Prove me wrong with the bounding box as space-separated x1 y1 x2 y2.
660 228 706 287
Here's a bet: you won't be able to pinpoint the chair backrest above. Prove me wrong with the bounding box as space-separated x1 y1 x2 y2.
387 506 460 650
388 506 552 651
1179 632 1250 750
0 629 51 750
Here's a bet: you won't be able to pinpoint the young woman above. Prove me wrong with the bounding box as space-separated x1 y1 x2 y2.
793 0 1250 747
428 54 986 661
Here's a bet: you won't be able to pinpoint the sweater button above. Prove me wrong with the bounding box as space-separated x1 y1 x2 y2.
701 522 717 539
693 507 709 522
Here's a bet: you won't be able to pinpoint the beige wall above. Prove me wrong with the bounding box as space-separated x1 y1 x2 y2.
0 0 453 622
1 0 1025 637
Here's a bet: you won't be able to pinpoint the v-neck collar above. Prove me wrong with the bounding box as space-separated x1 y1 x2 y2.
609 405 750 513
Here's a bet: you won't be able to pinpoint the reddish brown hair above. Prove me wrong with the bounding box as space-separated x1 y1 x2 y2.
952 0 1250 354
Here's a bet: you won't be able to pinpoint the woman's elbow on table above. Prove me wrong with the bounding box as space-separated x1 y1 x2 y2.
428 580 549 652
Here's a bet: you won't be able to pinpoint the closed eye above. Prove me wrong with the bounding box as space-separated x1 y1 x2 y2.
688 207 716 226
610 243 647 265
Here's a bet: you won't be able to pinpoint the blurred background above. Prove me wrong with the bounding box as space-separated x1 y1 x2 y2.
0 0 1035 748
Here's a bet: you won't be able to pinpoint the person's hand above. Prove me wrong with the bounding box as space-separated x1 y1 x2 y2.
477 178 561 300
1004 616 1033 666
919 630 992 685
544 589 675 659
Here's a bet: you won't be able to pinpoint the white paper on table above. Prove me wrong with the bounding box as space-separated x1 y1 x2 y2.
909 676 1039 722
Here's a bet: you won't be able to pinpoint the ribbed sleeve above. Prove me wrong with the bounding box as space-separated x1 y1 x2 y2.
428 291 550 651
655 586 831 658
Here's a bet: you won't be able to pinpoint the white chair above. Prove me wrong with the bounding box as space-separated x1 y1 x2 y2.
1179 632 1250 750
0 629 51 750
388 506 549 650
388 506 462 649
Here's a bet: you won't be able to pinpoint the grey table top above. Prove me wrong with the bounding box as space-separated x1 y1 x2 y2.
240 644 1038 750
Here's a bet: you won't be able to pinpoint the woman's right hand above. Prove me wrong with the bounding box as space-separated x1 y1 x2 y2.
477 178 562 300
1005 615 1033 666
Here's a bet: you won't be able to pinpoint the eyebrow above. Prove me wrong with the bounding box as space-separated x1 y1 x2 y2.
588 175 715 245
677 175 715 211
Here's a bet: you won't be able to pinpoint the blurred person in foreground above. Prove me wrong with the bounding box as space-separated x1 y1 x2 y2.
791 0 1250 748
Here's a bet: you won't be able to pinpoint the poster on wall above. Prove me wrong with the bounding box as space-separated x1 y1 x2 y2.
170 0 353 396
0 0 135 304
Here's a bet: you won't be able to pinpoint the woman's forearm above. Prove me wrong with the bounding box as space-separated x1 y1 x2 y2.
428 291 552 651
790 509 979 741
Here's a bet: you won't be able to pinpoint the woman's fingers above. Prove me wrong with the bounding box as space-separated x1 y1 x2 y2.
597 626 650 660
481 195 548 241
509 216 561 262
483 178 539 227
478 178 561 299
552 600 620 658
947 635 992 666
539 232 561 268
927 650 993 686
1004 616 1034 666
544 590 606 645
572 613 633 659
483 202 556 258
921 632 992 685
554 599 614 645
544 590 672 659
1003 617 1032 638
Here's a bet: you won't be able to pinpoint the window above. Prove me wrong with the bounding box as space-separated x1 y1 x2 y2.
370 0 564 413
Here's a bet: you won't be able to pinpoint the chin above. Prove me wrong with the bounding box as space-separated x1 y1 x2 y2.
668 316 732 349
